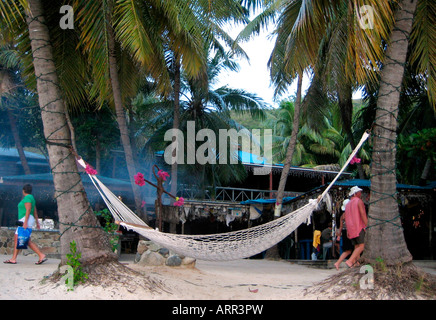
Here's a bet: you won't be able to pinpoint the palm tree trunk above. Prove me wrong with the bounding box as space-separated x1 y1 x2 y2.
266 74 302 260
364 0 417 265
338 83 365 179
274 74 303 217
106 20 144 220
25 0 115 265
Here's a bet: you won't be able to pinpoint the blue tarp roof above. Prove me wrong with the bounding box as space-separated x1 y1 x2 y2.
156 150 269 165
240 179 435 206
238 150 268 165
0 172 131 186
334 179 435 190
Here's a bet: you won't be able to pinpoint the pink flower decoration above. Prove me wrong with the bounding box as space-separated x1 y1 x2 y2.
141 200 146 208
134 172 145 186
85 164 98 175
173 197 184 207
158 170 170 181
350 156 361 165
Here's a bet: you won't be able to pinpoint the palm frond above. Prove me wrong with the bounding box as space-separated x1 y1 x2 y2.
0 0 25 27
409 0 436 110
73 0 112 106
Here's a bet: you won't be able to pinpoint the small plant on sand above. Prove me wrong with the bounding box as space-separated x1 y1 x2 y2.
65 241 88 290
374 257 387 272
96 208 119 252
415 275 425 292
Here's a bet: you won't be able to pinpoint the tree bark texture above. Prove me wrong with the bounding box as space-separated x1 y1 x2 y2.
274 74 303 217
25 0 115 265
364 0 417 265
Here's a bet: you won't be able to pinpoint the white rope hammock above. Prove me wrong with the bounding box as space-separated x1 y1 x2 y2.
78 131 370 261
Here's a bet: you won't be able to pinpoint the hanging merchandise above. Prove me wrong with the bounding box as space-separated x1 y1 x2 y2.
249 204 262 220
225 212 236 227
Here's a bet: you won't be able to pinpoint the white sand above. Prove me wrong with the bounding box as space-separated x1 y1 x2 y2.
0 254 338 300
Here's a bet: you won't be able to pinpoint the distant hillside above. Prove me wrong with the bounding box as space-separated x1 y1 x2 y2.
231 99 366 131
230 109 277 131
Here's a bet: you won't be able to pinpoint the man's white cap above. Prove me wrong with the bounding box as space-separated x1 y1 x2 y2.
349 186 363 197
341 199 350 211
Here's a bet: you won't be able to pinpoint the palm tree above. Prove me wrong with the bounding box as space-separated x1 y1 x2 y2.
144 47 267 193
248 0 434 265
239 0 306 218
166 0 252 199
72 0 148 219
271 99 369 173
364 0 418 265
72 0 210 218
0 0 116 265
269 100 314 166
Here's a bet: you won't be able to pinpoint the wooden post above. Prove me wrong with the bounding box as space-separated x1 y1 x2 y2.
156 177 163 231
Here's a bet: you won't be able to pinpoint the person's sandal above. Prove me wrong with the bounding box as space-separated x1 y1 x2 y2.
35 258 48 265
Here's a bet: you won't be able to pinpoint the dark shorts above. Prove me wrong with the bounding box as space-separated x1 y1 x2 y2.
341 230 353 251
350 229 365 246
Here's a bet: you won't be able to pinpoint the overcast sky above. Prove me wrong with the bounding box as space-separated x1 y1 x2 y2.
215 21 362 108
214 21 310 108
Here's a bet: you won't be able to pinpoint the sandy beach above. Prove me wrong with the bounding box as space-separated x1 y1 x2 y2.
0 254 339 300
2 253 435 301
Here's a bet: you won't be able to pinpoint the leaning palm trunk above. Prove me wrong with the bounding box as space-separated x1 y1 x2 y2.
25 0 115 265
364 0 417 265
274 74 303 217
265 74 302 259
106 22 144 221
338 84 365 179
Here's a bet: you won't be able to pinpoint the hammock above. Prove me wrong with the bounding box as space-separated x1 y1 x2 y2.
78 131 370 261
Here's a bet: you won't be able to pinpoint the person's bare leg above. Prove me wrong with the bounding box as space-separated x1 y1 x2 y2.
334 250 351 270
4 235 21 263
346 244 364 267
28 240 46 262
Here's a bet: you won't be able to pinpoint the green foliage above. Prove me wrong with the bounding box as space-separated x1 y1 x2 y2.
399 128 436 160
96 208 118 233
65 241 88 289
72 105 121 177
397 128 436 184
95 209 119 252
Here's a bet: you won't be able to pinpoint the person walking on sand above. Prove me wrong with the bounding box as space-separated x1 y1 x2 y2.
343 186 367 268
3 184 47 265
334 199 354 270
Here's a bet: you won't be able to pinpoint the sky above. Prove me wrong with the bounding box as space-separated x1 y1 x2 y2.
215 21 362 108
215 23 301 107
